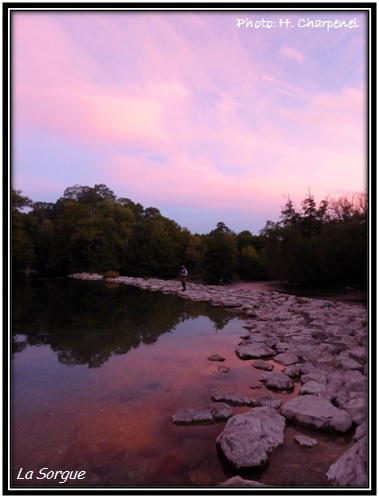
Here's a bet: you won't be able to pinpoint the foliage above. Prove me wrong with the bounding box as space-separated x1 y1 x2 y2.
11 184 368 288
261 191 367 286
103 271 120 279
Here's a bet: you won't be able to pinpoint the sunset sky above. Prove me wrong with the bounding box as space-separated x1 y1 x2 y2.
11 7 369 234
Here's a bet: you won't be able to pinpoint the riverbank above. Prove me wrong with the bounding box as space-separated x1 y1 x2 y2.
69 273 369 488
226 281 367 305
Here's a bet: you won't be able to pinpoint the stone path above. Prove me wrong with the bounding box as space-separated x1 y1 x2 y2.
69 273 369 487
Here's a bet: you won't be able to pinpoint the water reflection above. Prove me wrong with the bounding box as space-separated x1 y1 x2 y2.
11 278 354 488
12 278 233 368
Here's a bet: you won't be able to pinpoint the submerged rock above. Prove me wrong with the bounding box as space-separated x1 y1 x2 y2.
217 365 230 373
207 354 225 362
294 435 318 447
216 407 286 471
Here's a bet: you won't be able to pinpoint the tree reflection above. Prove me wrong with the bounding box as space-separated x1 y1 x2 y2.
12 278 234 368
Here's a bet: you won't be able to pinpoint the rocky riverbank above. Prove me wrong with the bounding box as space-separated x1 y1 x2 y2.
69 273 369 488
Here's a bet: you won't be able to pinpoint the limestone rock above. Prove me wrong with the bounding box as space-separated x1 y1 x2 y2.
327 435 368 486
171 402 233 425
299 381 326 396
235 340 275 360
216 407 286 471
207 354 225 362
211 391 258 407
258 372 295 392
281 395 353 433
256 396 282 409
282 364 302 378
251 360 273 371
171 407 214 425
209 402 233 421
294 435 318 447
274 352 299 365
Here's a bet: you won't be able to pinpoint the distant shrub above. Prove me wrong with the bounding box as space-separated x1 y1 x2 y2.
103 271 120 279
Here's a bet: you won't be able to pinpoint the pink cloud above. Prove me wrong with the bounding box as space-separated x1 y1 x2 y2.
280 45 305 63
12 10 367 229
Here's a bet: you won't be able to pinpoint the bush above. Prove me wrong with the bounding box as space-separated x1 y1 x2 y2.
103 271 120 279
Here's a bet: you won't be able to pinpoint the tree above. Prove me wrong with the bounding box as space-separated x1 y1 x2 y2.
185 234 204 280
261 191 366 286
236 230 266 280
280 196 300 228
203 222 238 283
12 189 35 272
12 189 33 211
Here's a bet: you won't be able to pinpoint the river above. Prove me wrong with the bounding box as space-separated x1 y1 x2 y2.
11 277 361 489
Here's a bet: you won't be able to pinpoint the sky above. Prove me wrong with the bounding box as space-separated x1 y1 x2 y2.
11 7 369 234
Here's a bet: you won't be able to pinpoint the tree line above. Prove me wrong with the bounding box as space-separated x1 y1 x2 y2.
12 184 367 287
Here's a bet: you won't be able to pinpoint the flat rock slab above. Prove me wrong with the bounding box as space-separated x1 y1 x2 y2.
251 360 273 371
258 372 295 392
171 407 214 425
281 395 353 433
207 354 225 362
211 391 259 407
172 402 233 425
216 407 286 471
235 340 275 360
209 402 234 421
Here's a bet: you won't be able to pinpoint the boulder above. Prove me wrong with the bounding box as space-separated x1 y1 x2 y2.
235 340 275 360
282 364 302 378
274 352 299 365
216 407 286 471
299 381 326 396
251 360 273 371
327 435 368 486
281 395 353 433
342 397 367 425
258 372 295 392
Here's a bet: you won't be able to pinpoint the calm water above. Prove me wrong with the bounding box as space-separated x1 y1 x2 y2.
11 278 353 489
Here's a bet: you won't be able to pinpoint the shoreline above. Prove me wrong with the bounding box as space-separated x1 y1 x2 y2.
68 272 369 487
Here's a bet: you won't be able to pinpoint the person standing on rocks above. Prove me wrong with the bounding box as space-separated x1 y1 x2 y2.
180 265 188 291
